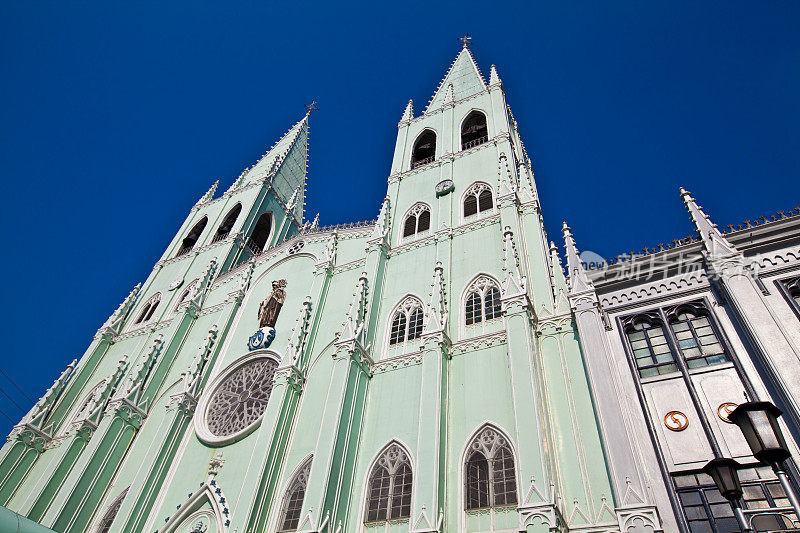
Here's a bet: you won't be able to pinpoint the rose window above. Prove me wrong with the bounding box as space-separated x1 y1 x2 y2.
206 358 278 437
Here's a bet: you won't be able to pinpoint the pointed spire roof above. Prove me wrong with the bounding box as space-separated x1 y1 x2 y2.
229 113 309 221
400 99 414 123
489 64 501 86
425 46 487 114
562 222 594 295
680 187 739 259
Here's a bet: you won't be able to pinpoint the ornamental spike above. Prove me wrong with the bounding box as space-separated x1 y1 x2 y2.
423 261 447 333
400 99 414 123
340 272 368 344
497 153 516 197
25 358 78 428
99 283 141 335
189 257 218 307
288 296 313 367
679 187 739 259
562 222 594 294
489 64 501 86
372 196 390 240
501 226 526 297
196 180 219 206
183 325 218 398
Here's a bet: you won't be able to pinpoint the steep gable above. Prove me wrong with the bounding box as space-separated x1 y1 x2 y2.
425 47 487 113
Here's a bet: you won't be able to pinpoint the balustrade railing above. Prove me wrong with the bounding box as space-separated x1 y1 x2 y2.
411 155 435 169
211 231 230 244
461 136 488 150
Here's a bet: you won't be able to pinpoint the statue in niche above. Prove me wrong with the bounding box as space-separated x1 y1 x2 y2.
258 280 287 328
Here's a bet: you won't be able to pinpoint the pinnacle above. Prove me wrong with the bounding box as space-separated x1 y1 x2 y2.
401 99 414 123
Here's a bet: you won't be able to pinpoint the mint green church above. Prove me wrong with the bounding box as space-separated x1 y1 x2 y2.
5 43 800 533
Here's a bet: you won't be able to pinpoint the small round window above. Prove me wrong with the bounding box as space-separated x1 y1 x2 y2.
287 241 305 255
198 356 278 445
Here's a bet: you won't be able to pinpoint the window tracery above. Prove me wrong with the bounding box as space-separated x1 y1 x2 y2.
96 486 129 533
667 304 728 369
463 182 493 219
463 277 502 336
388 297 424 349
465 426 517 510
205 357 278 437
174 280 198 311
365 443 412 523
135 293 162 325
402 203 431 240
624 314 675 378
280 457 312 531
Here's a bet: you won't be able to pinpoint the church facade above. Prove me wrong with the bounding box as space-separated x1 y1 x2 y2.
2 44 800 533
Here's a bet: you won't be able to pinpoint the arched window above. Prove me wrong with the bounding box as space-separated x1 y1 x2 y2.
279 457 312 531
465 426 517 510
213 203 242 243
461 111 488 150
174 280 198 311
782 277 800 312
96 486 129 533
667 304 727 369
365 443 412 523
464 276 502 333
389 297 424 348
402 203 431 239
411 129 436 169
176 217 208 257
135 293 161 325
246 212 273 255
463 182 494 219
624 314 676 378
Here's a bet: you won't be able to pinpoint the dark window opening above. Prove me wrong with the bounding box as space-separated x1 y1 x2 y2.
411 130 436 169
247 212 272 255
402 205 431 239
365 444 412 523
461 111 488 150
176 217 208 257
213 203 242 243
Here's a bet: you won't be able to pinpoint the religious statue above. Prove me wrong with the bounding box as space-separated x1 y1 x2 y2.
258 280 287 329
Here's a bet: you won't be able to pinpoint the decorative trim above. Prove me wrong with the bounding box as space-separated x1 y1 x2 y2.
450 330 507 356
372 352 424 373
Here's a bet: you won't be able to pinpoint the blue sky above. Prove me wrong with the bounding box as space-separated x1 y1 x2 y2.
0 1 798 436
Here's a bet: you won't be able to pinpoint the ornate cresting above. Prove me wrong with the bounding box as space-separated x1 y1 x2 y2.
96 283 141 339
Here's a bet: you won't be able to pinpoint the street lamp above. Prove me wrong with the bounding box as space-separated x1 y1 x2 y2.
703 458 751 531
729 401 800 522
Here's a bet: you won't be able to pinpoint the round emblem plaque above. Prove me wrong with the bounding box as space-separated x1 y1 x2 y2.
717 402 738 423
664 410 689 432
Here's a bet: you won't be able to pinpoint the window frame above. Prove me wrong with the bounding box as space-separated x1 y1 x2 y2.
400 203 432 243
776 275 800 321
385 296 425 357
460 110 489 151
410 128 437 170
212 203 242 244
176 217 208 257
134 293 162 326
363 442 414 524
278 456 312 532
462 425 518 513
461 275 504 339
461 181 495 223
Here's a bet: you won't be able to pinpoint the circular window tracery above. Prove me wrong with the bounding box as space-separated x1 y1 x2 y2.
205 357 278 438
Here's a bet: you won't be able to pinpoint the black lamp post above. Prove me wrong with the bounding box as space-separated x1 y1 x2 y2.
728 401 800 521
703 458 751 531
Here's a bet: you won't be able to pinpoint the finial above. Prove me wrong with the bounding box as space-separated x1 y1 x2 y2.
401 99 414 123
458 33 472 49
489 64 501 86
304 101 318 116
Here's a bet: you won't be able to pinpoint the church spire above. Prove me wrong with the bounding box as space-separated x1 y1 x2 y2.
425 43 487 113
680 187 739 259
489 64 501 86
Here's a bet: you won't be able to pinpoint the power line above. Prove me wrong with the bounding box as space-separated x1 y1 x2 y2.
0 405 16 424
0 385 27 414
0 367 35 404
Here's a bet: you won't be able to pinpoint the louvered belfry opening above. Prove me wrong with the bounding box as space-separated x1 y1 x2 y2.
213 203 242 243
411 129 436 168
247 212 272 255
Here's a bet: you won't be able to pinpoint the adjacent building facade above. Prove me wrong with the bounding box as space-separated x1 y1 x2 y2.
1 43 799 533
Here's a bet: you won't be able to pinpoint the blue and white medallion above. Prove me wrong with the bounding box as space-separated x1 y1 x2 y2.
247 328 275 351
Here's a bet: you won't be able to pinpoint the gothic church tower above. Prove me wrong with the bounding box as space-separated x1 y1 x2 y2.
0 43 668 533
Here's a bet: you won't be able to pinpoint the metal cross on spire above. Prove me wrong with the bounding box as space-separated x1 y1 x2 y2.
458 33 472 48
304 101 318 115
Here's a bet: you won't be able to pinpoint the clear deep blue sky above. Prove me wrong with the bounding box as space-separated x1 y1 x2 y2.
0 2 798 436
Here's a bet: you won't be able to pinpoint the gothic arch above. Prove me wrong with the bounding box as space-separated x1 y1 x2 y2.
383 294 425 356
459 109 489 150
460 181 495 222
213 203 242 242
361 440 414 524
245 211 274 255
400 202 432 242
458 423 519 523
177 217 208 257
459 273 503 338
160 481 230 533
410 129 437 169
275 454 313 532
94 485 129 533
174 278 199 312
134 292 162 326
